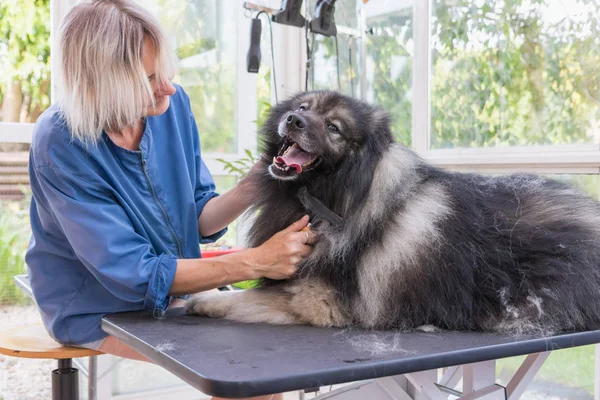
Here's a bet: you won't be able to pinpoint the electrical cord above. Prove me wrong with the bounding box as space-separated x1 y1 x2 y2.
256 11 278 103
334 34 341 91
305 18 311 90
310 33 316 90
349 37 354 97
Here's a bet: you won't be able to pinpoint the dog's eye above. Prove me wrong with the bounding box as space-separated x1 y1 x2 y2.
327 123 340 133
299 105 307 111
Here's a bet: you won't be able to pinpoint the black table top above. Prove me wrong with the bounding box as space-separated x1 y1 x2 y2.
102 308 600 398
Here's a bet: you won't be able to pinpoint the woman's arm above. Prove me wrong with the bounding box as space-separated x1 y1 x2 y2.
197 183 251 237
170 250 255 295
171 215 315 296
197 160 265 237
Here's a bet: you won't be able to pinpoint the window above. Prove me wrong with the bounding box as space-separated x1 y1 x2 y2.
364 1 414 146
0 0 51 124
0 0 50 143
431 0 600 149
144 1 238 153
0 0 49 308
308 0 361 98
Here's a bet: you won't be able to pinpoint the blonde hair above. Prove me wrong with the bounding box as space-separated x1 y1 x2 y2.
57 0 175 145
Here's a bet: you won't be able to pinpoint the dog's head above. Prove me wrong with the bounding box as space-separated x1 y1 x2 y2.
261 91 394 182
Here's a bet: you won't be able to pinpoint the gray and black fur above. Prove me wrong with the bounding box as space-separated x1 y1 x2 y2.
186 91 600 335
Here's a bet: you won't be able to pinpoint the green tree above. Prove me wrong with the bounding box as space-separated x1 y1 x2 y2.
150 0 237 153
311 0 600 150
365 13 413 146
0 0 51 124
430 0 600 148
311 5 414 146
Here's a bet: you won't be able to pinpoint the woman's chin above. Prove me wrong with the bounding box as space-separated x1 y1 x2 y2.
145 96 170 117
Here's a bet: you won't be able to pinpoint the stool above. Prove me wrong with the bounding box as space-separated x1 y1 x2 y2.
0 324 103 400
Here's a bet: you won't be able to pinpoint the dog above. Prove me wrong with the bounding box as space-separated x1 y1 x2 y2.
185 90 600 336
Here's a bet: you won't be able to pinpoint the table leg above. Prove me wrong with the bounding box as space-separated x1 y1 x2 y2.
308 351 550 400
463 360 496 393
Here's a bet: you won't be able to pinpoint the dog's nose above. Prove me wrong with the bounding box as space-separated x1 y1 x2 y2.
286 113 307 129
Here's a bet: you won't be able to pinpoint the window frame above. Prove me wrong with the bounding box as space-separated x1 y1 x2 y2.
5 0 261 177
8 0 600 172
410 0 600 174
294 0 600 175
0 123 34 143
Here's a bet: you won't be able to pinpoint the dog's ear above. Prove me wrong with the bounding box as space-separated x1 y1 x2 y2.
370 109 395 149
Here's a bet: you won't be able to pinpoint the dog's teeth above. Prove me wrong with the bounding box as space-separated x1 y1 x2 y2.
273 156 277 164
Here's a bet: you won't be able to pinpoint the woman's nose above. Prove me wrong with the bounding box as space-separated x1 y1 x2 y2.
156 79 176 97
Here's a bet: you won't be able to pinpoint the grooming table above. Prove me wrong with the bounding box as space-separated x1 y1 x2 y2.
101 307 600 399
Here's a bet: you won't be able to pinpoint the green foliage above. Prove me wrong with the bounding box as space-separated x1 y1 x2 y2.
256 100 272 132
0 0 51 122
365 13 413 146
148 0 237 153
181 64 237 153
216 101 272 178
310 0 600 151
175 38 216 60
0 191 32 305
430 0 600 148
216 149 257 178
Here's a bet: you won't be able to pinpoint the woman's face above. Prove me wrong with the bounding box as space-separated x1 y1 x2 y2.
142 36 176 117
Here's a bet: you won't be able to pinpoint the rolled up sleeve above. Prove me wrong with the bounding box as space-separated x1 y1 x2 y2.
145 254 177 310
34 164 177 312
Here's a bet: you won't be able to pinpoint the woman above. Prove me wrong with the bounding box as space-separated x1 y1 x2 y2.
26 1 314 399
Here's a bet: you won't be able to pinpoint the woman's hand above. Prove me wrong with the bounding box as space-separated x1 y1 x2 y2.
171 216 317 296
246 215 317 280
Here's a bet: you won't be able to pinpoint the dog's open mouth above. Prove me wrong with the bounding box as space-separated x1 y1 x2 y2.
271 139 320 177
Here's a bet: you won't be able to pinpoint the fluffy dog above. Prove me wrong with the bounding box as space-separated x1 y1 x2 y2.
185 91 600 335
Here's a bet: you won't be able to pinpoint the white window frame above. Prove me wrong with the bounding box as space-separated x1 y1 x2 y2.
409 0 600 175
7 2 600 173
0 123 34 143
286 0 600 176
3 0 263 174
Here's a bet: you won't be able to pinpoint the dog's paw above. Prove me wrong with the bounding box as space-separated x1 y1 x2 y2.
184 292 232 318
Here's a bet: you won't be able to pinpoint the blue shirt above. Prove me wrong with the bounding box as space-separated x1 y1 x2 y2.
26 85 225 346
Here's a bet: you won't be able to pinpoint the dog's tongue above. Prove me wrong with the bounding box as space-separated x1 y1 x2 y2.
276 146 312 173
